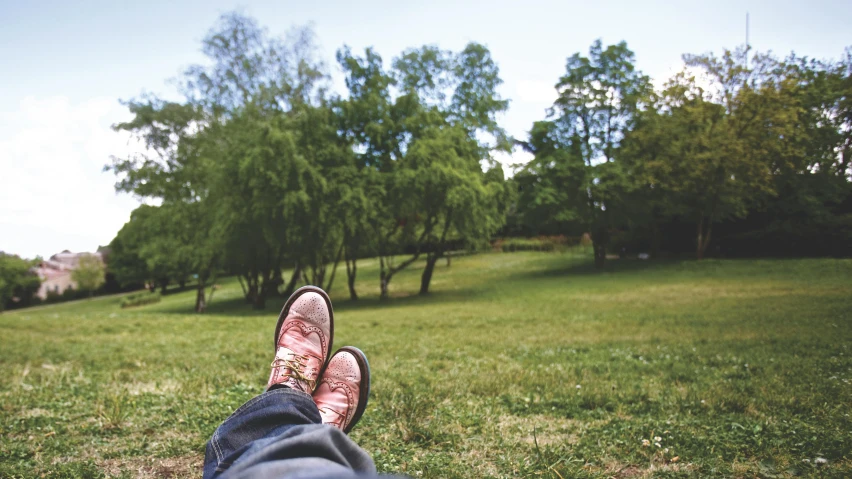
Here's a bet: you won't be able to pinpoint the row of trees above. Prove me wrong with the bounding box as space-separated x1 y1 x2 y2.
107 13 510 311
106 12 851 311
512 42 852 265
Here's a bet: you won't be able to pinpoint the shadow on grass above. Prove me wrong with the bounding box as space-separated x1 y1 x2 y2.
509 256 689 281
148 255 702 317
150 286 484 318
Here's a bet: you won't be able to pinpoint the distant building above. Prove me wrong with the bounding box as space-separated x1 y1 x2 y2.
34 250 103 299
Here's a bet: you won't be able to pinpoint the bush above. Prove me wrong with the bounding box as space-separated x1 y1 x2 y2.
44 287 87 304
493 236 581 253
120 291 161 308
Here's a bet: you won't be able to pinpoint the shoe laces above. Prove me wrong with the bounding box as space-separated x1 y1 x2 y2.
271 352 316 392
318 406 345 428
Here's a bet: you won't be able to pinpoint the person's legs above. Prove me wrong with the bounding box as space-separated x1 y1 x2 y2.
202 286 377 479
202 387 375 479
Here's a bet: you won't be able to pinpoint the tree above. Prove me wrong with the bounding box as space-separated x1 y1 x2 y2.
0 253 40 312
755 51 852 254
335 46 398 299
109 205 194 293
398 127 509 295
72 255 105 298
108 208 153 289
107 98 217 312
621 48 804 259
107 13 328 311
528 40 650 268
374 43 511 298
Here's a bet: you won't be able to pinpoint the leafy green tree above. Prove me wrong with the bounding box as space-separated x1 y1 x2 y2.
528 40 650 268
396 127 509 294
373 43 511 297
191 15 335 308
0 253 40 312
108 208 152 289
208 102 348 309
755 51 852 253
71 255 105 298
107 97 217 312
335 46 400 299
623 48 804 259
109 205 194 292
107 13 329 311
107 96 216 311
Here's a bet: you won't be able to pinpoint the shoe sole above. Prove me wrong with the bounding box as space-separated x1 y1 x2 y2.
273 285 335 383
337 346 371 434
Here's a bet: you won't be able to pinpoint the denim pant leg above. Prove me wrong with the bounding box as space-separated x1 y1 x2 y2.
203 387 377 479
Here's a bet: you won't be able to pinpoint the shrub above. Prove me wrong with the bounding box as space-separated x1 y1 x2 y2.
120 291 161 308
494 236 581 253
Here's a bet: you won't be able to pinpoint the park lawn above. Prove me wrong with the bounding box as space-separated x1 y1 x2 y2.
1 252 851 478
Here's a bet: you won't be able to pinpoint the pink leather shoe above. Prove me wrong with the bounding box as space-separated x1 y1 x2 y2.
267 286 334 394
312 347 370 433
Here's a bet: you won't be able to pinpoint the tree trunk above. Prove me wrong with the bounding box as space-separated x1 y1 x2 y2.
591 226 609 269
593 241 606 269
325 242 345 294
696 218 712 260
650 221 661 259
311 264 326 290
446 255 451 267
380 268 389 300
195 283 206 313
245 279 258 304
252 290 267 309
253 267 278 310
345 252 358 301
282 263 302 298
420 254 440 295
421 210 453 294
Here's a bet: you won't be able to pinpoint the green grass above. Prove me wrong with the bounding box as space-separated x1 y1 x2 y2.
1 252 851 478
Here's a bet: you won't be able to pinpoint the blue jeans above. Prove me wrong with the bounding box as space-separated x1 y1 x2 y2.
203 387 379 479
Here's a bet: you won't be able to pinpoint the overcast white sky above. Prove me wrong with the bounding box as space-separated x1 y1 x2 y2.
1 0 850 259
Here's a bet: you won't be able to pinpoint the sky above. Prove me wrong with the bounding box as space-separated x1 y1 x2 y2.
1 0 850 259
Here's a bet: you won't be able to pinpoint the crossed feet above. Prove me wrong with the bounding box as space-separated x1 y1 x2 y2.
266 286 370 433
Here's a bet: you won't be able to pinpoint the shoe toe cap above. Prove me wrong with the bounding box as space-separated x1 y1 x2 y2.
290 291 330 326
328 352 361 382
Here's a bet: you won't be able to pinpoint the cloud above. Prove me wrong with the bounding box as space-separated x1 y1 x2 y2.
515 79 558 105
0 96 143 258
492 148 534 178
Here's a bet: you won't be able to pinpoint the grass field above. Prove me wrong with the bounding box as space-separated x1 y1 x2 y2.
1 252 851 478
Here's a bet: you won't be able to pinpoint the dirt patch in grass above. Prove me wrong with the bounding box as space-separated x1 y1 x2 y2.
595 460 698 479
123 379 180 395
497 414 606 446
99 453 202 478
21 407 53 418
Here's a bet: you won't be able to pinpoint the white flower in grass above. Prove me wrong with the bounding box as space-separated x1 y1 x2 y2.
641 439 650 447
655 442 662 448
815 457 828 465
576 384 581 389
654 436 662 442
